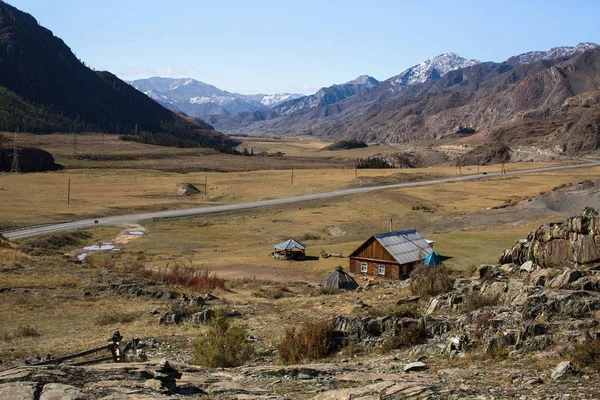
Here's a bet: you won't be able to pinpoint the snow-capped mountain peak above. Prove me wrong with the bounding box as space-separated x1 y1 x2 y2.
130 77 303 117
389 53 480 92
508 42 600 66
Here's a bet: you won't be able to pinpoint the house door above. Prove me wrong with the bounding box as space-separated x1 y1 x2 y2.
402 265 408 279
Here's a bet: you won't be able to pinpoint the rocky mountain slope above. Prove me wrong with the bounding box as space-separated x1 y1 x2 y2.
0 2 234 148
131 77 303 117
209 43 599 156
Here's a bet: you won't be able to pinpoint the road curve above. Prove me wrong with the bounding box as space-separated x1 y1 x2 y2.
4 161 600 240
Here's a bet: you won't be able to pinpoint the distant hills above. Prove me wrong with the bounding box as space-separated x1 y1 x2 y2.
130 77 304 117
0 2 235 149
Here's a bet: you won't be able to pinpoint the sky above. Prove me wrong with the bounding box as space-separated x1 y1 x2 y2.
8 0 600 95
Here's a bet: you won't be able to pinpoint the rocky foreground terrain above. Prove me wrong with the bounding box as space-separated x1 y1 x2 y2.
2 209 600 399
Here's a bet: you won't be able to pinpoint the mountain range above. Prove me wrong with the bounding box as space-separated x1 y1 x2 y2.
0 1 235 149
185 42 598 157
130 77 303 117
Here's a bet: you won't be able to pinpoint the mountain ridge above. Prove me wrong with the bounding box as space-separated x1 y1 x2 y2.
130 77 303 117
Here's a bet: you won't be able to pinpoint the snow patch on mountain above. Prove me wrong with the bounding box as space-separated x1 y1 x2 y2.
131 77 303 116
508 42 599 66
389 52 480 92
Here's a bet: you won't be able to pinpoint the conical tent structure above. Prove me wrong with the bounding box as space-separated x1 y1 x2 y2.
424 251 442 266
320 266 359 290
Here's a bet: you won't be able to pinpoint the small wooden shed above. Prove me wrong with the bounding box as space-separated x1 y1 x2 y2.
273 239 307 260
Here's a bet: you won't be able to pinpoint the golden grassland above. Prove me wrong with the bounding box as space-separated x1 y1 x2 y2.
2 136 600 364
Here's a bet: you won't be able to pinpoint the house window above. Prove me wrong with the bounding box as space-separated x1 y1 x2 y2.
378 264 385 275
360 262 368 273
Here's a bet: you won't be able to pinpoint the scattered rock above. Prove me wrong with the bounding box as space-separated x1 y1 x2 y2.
175 183 200 196
40 383 85 400
403 361 427 372
191 309 215 325
551 361 579 381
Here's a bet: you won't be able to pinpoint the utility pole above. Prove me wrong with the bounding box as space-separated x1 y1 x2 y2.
67 179 71 207
10 131 19 173
291 168 294 186
204 176 208 198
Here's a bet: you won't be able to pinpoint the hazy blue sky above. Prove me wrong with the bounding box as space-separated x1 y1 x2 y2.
9 0 600 94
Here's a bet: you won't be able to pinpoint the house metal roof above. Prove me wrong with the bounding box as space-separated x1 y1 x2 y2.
373 229 433 264
274 239 307 251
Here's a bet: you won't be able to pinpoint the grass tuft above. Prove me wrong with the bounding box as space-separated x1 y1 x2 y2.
570 338 600 372
380 323 427 353
95 311 138 326
277 320 336 364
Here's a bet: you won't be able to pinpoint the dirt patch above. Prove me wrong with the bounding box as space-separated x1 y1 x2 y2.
519 179 600 216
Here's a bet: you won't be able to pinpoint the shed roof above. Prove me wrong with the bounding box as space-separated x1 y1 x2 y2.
320 266 359 290
373 229 433 264
274 239 307 251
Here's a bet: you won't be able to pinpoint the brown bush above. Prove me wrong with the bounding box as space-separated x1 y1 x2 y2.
381 323 427 352
570 338 600 371
142 262 225 292
409 264 453 298
277 320 336 364
1 325 41 341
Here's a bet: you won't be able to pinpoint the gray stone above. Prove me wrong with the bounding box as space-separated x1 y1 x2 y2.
548 269 583 289
551 360 578 380
520 261 536 273
0 382 37 400
159 311 185 325
191 309 215 325
40 383 85 400
403 361 427 372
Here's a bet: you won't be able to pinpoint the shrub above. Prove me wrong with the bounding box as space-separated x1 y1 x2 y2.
1 325 41 341
277 320 336 364
95 311 138 326
317 287 341 296
299 232 321 241
143 262 225 292
570 338 600 371
192 308 254 368
381 324 427 352
409 265 453 299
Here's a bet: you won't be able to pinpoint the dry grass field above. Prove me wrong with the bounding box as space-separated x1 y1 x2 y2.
3 135 600 368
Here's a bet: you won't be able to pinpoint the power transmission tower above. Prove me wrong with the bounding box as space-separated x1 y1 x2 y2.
10 131 20 173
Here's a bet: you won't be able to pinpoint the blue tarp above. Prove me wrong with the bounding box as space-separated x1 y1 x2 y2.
424 251 442 266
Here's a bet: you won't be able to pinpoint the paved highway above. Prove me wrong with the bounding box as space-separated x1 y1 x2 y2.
4 161 599 240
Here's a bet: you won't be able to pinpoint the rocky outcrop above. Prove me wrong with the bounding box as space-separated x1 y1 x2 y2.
500 207 600 267
0 147 58 172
